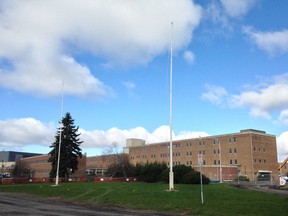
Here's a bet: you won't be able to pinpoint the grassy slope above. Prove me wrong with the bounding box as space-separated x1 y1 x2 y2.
1 182 288 215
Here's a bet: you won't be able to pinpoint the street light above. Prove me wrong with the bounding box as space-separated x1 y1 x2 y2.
214 138 223 183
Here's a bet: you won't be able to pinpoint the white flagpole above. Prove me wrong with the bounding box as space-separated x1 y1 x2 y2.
169 22 174 191
55 82 64 186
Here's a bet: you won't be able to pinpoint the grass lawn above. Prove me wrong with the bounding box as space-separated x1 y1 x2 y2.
1 182 288 215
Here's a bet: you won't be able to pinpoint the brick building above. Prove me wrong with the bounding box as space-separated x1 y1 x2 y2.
19 154 87 179
125 129 278 181
4 129 278 183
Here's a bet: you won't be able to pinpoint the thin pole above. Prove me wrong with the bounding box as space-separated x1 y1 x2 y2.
218 139 223 183
214 137 223 183
55 82 64 186
169 22 174 191
200 163 204 204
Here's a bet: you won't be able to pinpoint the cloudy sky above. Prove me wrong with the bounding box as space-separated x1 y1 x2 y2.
0 0 288 161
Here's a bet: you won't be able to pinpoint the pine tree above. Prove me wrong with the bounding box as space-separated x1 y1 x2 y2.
48 112 83 179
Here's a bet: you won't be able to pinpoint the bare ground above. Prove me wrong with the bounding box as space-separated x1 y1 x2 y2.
0 192 180 216
232 182 288 196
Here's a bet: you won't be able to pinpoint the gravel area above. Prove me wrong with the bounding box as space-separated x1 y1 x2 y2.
0 193 179 216
232 182 288 196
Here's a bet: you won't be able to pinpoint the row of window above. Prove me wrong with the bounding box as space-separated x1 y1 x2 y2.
132 138 240 152
34 170 50 173
189 137 237 146
160 152 181 158
24 160 48 165
133 148 238 159
253 147 266 152
213 159 238 165
254 159 267 163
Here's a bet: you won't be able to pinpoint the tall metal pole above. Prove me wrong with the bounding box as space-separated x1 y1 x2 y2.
55 82 64 186
214 137 223 183
169 22 174 191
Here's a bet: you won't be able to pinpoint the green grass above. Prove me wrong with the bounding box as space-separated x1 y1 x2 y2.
1 182 288 215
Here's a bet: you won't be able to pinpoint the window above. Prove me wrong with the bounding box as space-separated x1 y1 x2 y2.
218 160 220 165
214 160 217 165
230 159 233 165
190 151 192 156
229 148 232 154
214 149 216 155
235 159 238 164
234 148 237 154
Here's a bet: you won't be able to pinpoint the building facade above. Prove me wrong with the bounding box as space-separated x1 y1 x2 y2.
126 129 278 181
86 154 121 176
19 154 87 179
2 129 278 183
278 156 288 175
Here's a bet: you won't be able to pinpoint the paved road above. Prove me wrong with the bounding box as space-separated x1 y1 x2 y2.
232 182 288 196
0 193 178 216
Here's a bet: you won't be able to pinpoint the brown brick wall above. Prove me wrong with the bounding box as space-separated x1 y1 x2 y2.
128 130 278 181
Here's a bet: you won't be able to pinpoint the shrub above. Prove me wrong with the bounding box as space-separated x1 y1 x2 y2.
236 175 250 182
173 164 193 183
136 162 168 183
182 171 210 184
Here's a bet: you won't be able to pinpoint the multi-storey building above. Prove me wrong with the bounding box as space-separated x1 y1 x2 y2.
86 154 125 176
278 156 288 175
19 154 87 179
125 129 278 181
2 129 278 183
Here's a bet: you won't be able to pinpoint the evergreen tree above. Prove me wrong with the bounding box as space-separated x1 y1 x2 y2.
48 112 83 179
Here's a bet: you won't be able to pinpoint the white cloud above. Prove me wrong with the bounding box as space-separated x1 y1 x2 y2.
0 118 55 147
279 109 288 125
123 81 135 90
220 0 257 17
277 132 288 162
202 74 288 122
0 117 209 153
204 1 232 30
0 0 202 97
183 50 195 64
201 84 228 104
230 80 288 119
243 27 288 55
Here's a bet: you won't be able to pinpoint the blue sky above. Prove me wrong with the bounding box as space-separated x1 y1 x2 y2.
0 0 288 161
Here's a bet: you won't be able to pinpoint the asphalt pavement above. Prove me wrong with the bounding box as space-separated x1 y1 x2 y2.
0 193 178 216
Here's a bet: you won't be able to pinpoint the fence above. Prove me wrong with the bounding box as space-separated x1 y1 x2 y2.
94 177 138 182
0 177 86 184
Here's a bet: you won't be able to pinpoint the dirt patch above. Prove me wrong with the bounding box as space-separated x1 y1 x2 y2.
0 192 180 216
232 182 288 196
